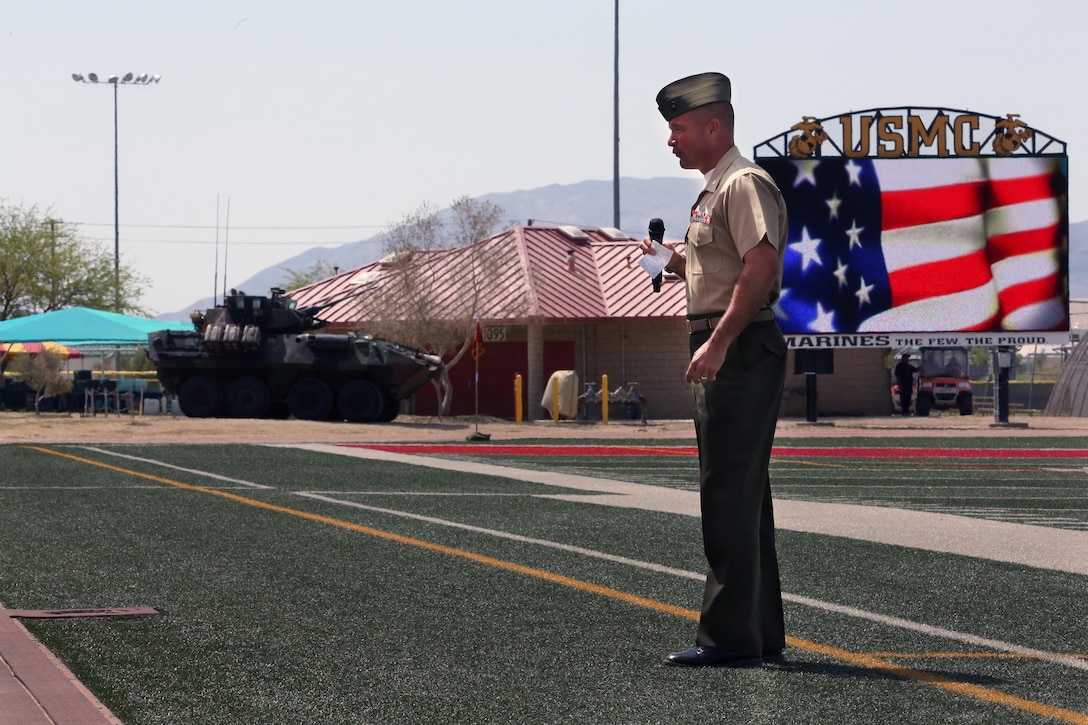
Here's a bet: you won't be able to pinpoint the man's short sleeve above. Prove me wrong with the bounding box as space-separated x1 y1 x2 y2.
723 171 784 258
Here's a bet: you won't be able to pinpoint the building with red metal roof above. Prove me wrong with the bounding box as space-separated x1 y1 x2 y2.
289 224 891 420
289 224 694 419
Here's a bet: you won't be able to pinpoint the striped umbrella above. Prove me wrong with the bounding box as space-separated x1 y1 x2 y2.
0 341 82 360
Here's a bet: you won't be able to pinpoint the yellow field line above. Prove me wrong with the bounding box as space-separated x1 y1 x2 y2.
628 447 697 456
26 447 696 621
795 637 1088 725
868 652 1088 661
773 457 847 468
26 445 1088 725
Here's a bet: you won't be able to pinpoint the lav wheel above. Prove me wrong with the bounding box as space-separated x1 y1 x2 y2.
288 377 333 420
178 376 224 418
225 376 271 418
336 380 384 423
376 394 400 422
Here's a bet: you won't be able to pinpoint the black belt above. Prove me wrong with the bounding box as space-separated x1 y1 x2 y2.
685 308 774 334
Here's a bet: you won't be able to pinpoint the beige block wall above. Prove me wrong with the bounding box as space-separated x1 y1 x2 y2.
567 321 694 420
537 322 894 420
783 347 892 417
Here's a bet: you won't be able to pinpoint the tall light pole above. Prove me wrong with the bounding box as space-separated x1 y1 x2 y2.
72 71 160 310
612 0 620 229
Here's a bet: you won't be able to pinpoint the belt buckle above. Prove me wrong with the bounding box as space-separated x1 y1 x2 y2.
686 316 717 334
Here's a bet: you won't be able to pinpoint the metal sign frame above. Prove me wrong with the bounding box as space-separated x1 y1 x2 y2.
755 106 1067 160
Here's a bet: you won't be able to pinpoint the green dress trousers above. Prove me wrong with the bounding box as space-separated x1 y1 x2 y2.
689 319 787 656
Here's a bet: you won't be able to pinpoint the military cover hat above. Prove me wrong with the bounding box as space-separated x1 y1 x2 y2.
656 72 732 121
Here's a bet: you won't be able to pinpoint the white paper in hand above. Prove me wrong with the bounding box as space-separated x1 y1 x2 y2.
638 241 672 278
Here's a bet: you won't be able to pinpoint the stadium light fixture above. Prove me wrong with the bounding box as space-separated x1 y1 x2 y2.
71 71 162 309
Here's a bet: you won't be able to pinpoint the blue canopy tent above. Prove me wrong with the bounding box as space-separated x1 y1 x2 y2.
0 307 191 346
0 309 194 412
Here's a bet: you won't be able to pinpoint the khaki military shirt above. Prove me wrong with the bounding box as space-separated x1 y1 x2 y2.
684 146 788 316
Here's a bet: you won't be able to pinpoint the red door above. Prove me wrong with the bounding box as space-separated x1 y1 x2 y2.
412 341 574 418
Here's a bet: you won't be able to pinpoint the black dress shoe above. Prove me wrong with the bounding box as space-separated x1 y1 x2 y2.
762 650 785 665
664 646 762 668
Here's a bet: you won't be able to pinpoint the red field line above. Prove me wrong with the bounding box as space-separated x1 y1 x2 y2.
345 444 1088 460
345 444 696 457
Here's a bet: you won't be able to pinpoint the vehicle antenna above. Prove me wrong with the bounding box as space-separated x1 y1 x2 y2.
222 196 231 302
213 194 220 306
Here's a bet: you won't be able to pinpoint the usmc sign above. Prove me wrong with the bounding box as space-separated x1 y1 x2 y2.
788 111 1039 158
765 107 1063 160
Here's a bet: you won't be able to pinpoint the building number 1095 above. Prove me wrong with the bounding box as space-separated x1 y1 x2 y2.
482 326 506 343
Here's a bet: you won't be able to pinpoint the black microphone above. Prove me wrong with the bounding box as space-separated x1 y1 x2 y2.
649 218 665 293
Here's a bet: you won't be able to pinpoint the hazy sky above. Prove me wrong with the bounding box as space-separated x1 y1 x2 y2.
2 1 1082 315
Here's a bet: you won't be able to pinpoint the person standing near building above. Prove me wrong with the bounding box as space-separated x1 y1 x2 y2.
641 72 789 667
894 353 918 416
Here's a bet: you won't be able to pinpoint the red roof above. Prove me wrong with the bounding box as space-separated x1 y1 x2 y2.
289 225 686 327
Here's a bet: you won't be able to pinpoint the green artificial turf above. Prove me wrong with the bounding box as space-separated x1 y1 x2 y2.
0 441 1084 724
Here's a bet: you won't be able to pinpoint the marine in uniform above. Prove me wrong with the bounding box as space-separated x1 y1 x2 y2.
894 354 917 415
645 72 789 668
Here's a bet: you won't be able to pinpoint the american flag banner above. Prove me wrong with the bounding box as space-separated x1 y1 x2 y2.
759 156 1068 335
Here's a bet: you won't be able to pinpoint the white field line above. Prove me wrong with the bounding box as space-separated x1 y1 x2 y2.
0 486 191 490
297 490 696 579
77 447 274 489
279 443 1088 576
296 489 1088 672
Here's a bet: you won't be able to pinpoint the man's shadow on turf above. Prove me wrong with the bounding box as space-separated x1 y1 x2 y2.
768 660 1011 687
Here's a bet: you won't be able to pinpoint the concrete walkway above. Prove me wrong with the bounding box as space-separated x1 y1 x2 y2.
0 608 121 725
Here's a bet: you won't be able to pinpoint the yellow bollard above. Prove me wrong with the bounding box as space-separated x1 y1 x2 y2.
552 376 560 423
601 374 609 425
514 374 523 423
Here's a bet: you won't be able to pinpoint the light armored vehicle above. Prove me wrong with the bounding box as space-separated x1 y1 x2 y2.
147 288 443 422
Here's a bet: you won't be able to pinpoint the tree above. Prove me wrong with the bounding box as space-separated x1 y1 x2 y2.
969 346 991 369
7 350 72 414
279 260 339 292
0 200 149 320
364 196 519 416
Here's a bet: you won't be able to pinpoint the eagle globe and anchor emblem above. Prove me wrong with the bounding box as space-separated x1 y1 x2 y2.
787 116 829 157
993 113 1034 156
